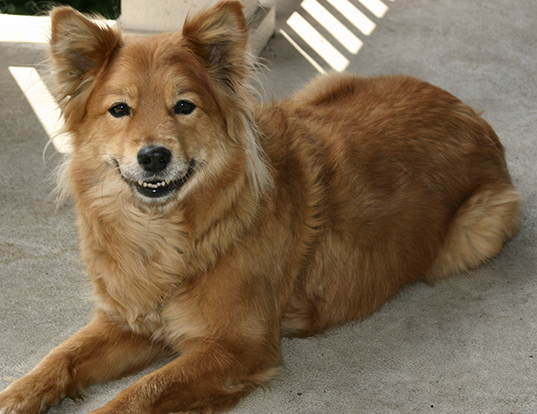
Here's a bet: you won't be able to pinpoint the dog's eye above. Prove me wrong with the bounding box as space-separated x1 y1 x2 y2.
174 100 196 115
109 103 131 118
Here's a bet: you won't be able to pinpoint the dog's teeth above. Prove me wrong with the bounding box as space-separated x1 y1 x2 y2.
139 181 168 189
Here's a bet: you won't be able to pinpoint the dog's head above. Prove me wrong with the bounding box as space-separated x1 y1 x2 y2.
50 1 271 209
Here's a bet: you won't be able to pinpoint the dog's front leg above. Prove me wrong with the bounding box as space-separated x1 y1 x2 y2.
89 339 280 414
0 313 167 414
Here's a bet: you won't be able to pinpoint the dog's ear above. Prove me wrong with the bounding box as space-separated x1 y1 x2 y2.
182 1 250 91
50 7 122 100
50 6 122 80
183 2 272 197
49 6 122 127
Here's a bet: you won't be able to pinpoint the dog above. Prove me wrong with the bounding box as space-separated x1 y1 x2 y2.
0 1 522 413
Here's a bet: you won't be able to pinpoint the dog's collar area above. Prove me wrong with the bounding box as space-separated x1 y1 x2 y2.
117 159 197 200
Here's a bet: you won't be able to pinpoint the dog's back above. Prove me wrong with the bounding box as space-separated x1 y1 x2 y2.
256 73 521 336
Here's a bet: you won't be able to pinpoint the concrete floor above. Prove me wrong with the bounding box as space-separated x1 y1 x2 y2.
1 0 537 412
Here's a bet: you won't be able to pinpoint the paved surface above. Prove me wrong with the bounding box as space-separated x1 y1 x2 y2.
1 0 537 412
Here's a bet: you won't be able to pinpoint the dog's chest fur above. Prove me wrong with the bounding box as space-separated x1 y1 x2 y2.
73 182 255 346
77 202 198 340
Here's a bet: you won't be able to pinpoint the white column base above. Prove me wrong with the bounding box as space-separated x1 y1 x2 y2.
118 0 275 54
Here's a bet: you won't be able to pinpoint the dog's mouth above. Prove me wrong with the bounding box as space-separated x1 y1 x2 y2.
119 159 196 200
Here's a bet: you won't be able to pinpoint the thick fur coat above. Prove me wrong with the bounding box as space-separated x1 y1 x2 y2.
0 2 521 413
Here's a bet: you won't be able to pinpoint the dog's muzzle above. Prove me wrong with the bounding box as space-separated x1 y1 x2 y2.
118 145 196 200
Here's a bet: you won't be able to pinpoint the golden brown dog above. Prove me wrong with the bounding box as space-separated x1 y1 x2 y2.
0 1 522 413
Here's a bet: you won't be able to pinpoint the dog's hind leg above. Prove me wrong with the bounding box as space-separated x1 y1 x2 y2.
425 185 522 283
0 314 167 414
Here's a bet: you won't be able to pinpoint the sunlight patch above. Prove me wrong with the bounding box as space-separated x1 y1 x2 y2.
9 66 71 154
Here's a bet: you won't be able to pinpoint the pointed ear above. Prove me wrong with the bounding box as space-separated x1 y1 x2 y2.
182 1 251 91
49 6 122 102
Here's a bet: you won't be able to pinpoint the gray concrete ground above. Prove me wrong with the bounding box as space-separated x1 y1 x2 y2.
1 0 537 412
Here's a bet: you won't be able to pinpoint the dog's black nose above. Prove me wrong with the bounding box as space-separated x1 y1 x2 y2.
137 145 172 173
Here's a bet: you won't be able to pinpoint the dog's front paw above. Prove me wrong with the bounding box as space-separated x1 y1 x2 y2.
0 377 60 414
0 387 44 414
